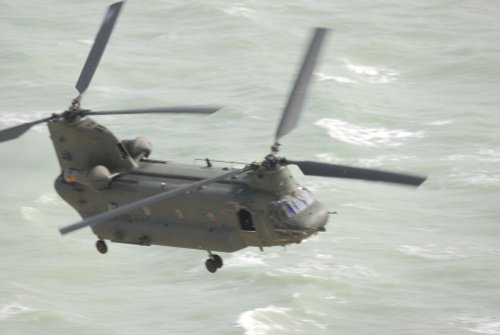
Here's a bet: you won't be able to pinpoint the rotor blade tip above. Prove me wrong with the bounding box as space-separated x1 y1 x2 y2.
59 228 69 235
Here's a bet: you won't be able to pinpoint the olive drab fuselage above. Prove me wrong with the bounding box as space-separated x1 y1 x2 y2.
48 116 329 253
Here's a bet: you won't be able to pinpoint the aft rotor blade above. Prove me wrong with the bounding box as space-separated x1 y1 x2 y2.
59 166 251 235
84 106 222 116
274 28 330 146
75 1 124 96
0 117 52 143
287 160 427 187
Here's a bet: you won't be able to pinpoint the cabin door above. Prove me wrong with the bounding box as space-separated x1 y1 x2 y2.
238 209 255 231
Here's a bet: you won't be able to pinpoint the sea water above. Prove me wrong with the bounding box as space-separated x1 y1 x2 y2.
1 1 499 334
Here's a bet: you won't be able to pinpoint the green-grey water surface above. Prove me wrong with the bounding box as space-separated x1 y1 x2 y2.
1 1 499 334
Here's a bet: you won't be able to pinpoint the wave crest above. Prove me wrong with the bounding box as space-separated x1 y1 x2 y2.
315 118 424 147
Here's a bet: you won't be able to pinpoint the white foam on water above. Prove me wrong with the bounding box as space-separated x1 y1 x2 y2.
324 295 348 304
19 206 40 222
315 118 424 147
0 302 33 320
427 120 453 126
236 305 327 334
315 253 334 260
225 251 269 268
463 174 500 186
344 61 399 84
314 152 345 163
450 315 500 334
333 264 379 279
444 149 500 163
356 155 416 167
341 203 381 211
449 171 500 186
78 39 94 45
398 244 467 260
222 4 253 18
316 72 357 83
35 192 63 205
478 149 500 163
236 305 290 335
444 154 475 161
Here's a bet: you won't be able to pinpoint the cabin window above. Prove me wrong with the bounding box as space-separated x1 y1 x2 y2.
238 209 255 231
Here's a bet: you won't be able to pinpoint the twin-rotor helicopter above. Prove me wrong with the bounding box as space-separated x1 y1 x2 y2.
0 2 426 273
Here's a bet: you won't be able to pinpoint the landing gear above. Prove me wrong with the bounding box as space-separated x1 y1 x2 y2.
205 253 223 273
96 240 108 254
212 254 223 268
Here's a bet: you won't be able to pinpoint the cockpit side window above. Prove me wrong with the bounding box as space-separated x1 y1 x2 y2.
275 187 315 218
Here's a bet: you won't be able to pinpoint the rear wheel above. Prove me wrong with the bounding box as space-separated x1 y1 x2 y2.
212 254 223 269
205 258 217 273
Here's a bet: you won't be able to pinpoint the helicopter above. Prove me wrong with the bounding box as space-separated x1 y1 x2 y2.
0 2 426 273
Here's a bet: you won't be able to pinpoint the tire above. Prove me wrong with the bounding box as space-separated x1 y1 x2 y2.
212 255 223 269
205 259 217 273
96 240 108 254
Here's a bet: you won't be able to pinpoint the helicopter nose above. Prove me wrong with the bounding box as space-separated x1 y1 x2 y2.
301 200 329 231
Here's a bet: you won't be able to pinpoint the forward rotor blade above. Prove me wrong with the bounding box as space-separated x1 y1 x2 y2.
83 106 222 116
274 28 330 146
59 166 251 235
0 117 52 143
75 1 123 96
287 160 427 187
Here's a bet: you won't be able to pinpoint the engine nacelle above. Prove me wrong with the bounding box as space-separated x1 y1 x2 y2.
122 137 152 161
63 165 113 190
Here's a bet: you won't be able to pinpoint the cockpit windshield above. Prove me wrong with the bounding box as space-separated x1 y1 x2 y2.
275 187 315 218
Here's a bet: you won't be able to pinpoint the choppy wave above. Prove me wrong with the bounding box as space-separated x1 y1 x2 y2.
342 203 381 211
316 72 356 83
315 118 424 147
314 153 416 170
426 120 453 126
19 192 65 222
35 193 64 206
450 314 500 334
344 60 399 84
441 149 500 186
356 155 417 167
398 244 467 260
316 60 400 84
20 206 40 222
236 305 326 335
237 305 291 335
78 39 94 45
451 172 500 186
0 302 33 320
222 4 253 18
316 60 399 84
225 251 275 268
444 149 500 163
275 259 378 280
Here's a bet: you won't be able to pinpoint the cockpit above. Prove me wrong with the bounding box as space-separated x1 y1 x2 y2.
274 186 315 218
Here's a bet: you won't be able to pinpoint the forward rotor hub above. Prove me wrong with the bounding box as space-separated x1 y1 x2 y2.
261 154 287 171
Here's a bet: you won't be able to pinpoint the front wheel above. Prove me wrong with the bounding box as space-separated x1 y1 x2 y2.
96 240 108 254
